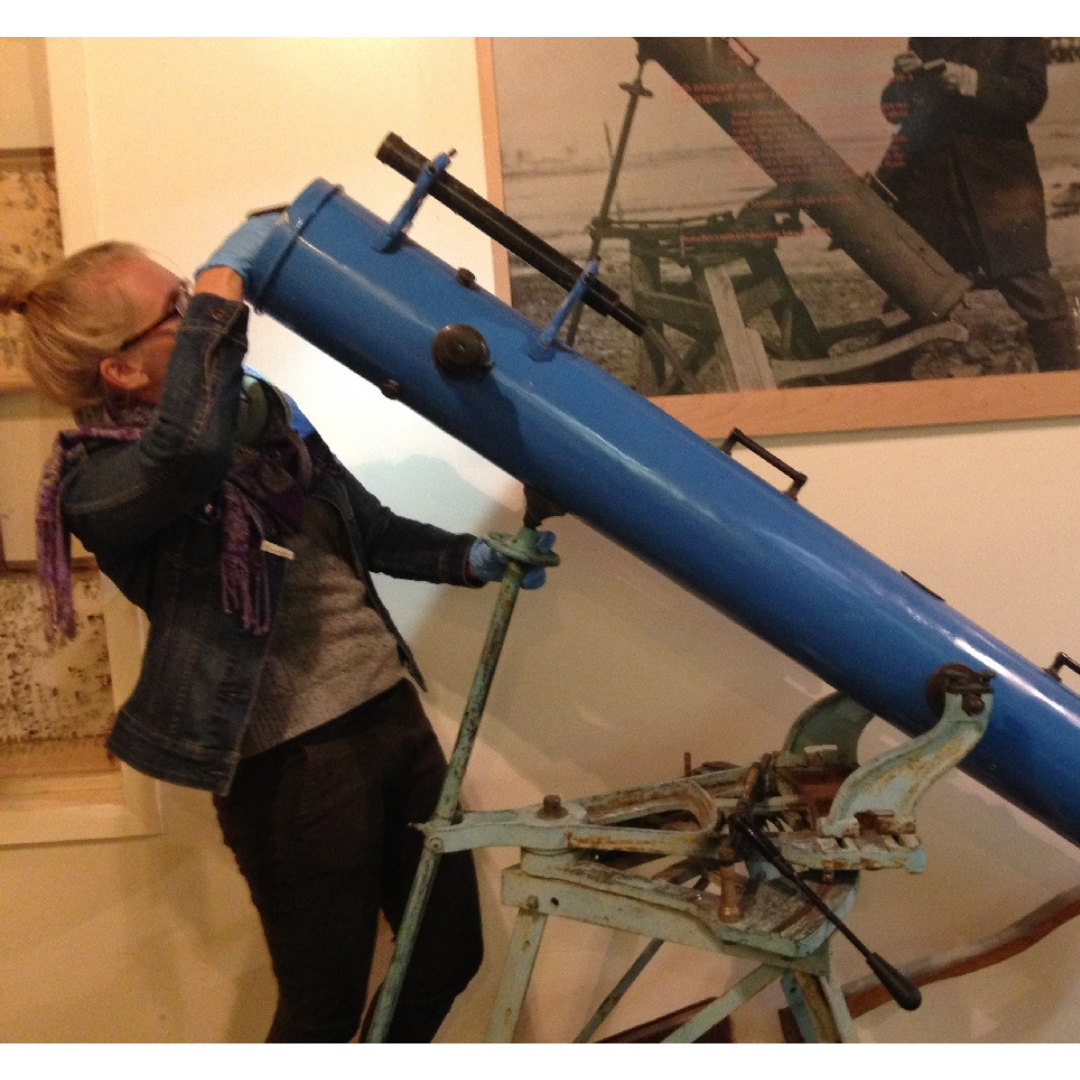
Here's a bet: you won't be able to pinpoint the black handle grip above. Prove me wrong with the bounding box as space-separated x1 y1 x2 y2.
720 428 808 501
1046 652 1080 682
866 953 922 1012
376 133 646 337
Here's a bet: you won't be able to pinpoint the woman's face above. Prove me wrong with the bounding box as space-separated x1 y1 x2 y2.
98 255 187 405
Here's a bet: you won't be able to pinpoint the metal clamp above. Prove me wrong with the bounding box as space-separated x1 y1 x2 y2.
720 428 807 501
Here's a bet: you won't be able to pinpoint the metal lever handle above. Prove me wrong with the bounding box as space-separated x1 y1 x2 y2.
733 819 921 1012
732 755 921 1013
1046 652 1080 682
720 428 808 501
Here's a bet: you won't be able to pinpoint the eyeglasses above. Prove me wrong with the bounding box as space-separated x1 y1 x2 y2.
118 282 191 352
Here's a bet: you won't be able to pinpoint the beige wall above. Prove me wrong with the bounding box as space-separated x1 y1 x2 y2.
0 38 51 149
1 36 1080 1043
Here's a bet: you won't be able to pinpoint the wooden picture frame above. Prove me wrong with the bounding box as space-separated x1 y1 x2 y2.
0 399 162 846
476 37 1080 439
0 147 60 394
0 155 161 843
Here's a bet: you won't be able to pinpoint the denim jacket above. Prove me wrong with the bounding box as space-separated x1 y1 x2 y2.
60 294 477 794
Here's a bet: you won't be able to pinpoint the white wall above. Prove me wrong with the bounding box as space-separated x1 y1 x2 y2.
2 36 1079 1044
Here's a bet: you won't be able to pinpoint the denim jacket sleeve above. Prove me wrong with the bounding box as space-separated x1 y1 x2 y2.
62 294 249 556
323 446 480 588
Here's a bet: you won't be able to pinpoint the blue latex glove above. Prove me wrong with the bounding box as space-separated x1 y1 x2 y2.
468 531 555 589
196 212 279 285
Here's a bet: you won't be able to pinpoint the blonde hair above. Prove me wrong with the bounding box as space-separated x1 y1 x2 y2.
0 242 146 410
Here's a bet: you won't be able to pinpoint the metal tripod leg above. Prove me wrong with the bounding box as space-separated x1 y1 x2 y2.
485 900 550 1042
663 964 785 1043
782 968 858 1043
574 937 665 1043
365 523 556 1042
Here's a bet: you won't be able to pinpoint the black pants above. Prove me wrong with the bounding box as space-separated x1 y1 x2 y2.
214 680 483 1042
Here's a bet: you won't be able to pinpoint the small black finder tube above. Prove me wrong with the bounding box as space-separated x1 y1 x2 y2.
377 132 647 337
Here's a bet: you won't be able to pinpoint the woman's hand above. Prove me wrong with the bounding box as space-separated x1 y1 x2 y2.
892 51 922 76
195 212 280 295
194 266 244 300
467 532 556 589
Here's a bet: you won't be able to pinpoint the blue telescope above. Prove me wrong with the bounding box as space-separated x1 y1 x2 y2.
247 141 1080 850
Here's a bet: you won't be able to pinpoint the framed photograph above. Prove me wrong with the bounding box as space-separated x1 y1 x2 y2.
0 356 161 847
479 38 1080 438
0 521 161 847
0 147 62 394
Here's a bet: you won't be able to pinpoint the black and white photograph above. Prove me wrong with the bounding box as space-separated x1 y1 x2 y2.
490 37 1080 429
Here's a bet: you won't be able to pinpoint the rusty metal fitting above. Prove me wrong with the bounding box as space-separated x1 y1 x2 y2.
718 865 741 923
539 794 568 819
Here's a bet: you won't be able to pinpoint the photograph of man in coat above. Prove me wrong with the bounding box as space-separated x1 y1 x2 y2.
877 38 1078 371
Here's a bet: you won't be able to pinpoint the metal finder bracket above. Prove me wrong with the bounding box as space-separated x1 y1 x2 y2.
377 148 455 253
529 259 601 361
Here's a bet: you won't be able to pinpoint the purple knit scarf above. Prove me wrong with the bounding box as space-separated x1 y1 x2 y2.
37 392 311 642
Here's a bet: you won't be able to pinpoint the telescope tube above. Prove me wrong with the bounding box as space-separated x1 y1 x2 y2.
248 178 1080 848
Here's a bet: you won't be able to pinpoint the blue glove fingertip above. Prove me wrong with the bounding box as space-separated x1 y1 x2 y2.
468 538 505 583
196 212 280 285
522 567 547 590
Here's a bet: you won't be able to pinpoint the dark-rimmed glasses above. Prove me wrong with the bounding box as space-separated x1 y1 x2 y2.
118 281 191 352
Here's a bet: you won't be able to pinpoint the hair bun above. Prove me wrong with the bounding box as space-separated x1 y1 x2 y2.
0 266 35 315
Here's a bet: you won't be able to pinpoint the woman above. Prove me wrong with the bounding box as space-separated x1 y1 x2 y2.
0 217 549 1041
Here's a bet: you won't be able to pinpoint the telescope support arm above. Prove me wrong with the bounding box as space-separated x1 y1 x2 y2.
365 512 559 1042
